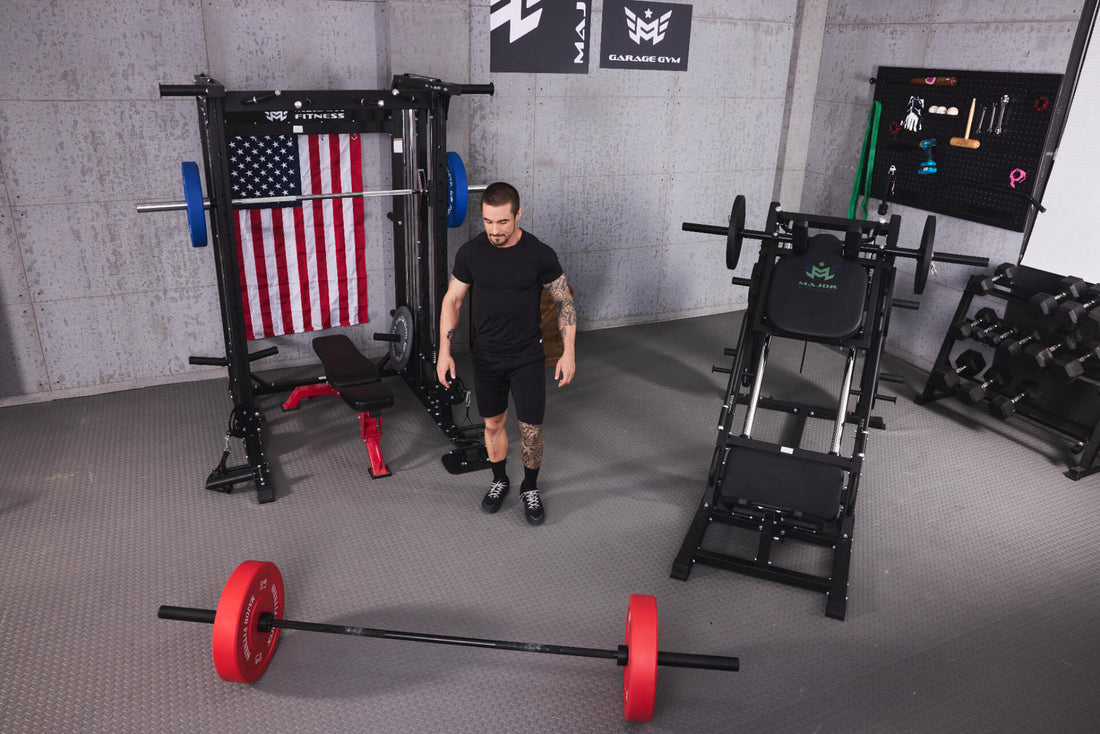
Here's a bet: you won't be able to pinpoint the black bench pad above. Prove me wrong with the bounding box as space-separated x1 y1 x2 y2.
719 445 845 522
766 234 868 341
337 381 394 413
313 335 382 389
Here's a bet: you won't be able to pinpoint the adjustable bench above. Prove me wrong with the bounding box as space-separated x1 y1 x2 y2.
282 334 395 478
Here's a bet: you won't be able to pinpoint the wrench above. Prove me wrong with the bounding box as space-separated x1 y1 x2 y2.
995 95 1010 134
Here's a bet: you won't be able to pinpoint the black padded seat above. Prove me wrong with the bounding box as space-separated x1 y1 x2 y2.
337 381 394 413
766 234 868 340
312 335 381 388
719 445 845 522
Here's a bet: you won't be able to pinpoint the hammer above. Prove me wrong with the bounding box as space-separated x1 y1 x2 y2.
950 98 981 149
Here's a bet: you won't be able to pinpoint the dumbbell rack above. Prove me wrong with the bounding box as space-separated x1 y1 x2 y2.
917 264 1100 479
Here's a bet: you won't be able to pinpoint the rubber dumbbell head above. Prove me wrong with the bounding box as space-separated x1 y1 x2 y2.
1025 331 1082 369
971 263 1019 295
990 381 1041 419
952 307 998 340
957 365 1009 406
982 323 1019 346
1028 276 1087 317
1054 285 1100 331
997 330 1040 359
1053 341 1100 381
933 349 986 390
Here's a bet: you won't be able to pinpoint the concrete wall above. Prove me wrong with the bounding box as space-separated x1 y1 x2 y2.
0 0 1087 405
801 0 1084 368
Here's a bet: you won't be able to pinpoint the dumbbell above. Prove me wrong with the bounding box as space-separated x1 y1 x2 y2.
975 322 1020 346
990 380 1041 419
1054 284 1100 331
931 349 986 390
995 317 1071 358
1028 276 1087 316
970 263 1019 295
951 307 998 340
1053 340 1100 381
1024 331 1083 369
957 364 1011 406
997 330 1041 359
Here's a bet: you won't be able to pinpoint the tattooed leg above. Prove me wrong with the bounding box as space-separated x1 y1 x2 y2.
518 421 543 470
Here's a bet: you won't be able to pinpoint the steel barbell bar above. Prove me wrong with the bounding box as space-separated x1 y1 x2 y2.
135 184 491 213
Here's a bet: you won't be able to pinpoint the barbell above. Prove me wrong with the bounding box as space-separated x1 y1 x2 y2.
158 560 740 723
682 194 989 294
137 153 487 247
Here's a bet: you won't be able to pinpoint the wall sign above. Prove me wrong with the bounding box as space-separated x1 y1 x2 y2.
600 1 692 71
490 0 591 74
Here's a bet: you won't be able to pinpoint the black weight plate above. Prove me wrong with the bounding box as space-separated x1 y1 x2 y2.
727 195 745 270
389 305 414 371
915 215 936 294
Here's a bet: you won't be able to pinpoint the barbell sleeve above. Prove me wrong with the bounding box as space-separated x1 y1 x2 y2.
931 252 990 267
159 605 215 624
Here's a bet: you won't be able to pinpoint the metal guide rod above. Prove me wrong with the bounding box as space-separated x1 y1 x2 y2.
830 348 858 454
741 334 771 438
425 112 438 351
402 109 421 324
156 606 740 671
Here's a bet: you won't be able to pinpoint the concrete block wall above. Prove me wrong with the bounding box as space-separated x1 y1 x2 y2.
464 0 800 332
801 0 1085 368
0 0 1088 404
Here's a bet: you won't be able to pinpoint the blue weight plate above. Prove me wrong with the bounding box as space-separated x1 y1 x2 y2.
446 152 468 228
181 161 207 247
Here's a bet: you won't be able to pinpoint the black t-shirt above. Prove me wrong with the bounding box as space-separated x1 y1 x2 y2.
453 230 564 362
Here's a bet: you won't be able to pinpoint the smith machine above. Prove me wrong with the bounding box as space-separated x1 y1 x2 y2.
143 74 494 503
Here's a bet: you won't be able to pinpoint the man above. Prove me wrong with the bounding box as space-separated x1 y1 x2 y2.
437 182 576 525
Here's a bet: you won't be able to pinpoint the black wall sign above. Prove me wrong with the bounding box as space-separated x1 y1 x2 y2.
490 0 592 74
600 1 692 71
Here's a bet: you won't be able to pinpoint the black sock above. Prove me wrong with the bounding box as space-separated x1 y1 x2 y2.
491 459 508 484
522 466 540 490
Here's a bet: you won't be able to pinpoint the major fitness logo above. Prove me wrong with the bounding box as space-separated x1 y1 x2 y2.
799 262 840 292
601 1 693 71
490 0 591 74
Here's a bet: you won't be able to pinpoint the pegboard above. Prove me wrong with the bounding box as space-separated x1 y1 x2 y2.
867 67 1062 232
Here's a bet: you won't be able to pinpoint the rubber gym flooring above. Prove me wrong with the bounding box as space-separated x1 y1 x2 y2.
1 312 1098 733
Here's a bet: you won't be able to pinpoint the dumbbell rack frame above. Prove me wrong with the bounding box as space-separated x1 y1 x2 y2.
917 264 1100 479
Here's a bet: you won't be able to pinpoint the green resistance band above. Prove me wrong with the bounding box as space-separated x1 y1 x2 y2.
848 101 881 219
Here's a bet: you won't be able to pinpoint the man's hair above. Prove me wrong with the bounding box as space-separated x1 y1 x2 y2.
481 182 521 215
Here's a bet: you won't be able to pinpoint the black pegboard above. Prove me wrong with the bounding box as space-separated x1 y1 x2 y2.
868 67 1062 232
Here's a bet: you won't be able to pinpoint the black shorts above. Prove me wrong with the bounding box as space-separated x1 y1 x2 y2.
472 356 547 425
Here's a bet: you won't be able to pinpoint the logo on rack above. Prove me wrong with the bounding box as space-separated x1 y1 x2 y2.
799 262 839 291
263 109 346 122
626 6 672 45
490 1 590 74
601 1 692 71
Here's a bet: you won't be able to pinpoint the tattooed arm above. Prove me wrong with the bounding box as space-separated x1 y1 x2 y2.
546 273 576 387
437 276 470 386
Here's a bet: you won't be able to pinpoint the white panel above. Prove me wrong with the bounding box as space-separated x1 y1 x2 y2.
1024 16 1100 281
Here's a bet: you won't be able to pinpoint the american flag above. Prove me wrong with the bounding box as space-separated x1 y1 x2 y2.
228 133 368 339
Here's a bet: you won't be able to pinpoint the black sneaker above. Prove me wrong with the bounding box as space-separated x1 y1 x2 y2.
520 488 545 525
481 478 509 513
